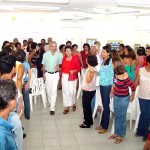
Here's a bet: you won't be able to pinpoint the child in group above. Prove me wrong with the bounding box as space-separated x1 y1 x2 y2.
80 54 98 128
0 79 18 150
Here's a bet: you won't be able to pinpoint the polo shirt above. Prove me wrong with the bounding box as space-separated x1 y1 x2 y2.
42 50 63 72
0 117 17 150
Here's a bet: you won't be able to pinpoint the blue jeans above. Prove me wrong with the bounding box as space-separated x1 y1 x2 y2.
22 82 30 119
136 98 150 140
91 95 95 113
100 85 111 130
114 95 129 137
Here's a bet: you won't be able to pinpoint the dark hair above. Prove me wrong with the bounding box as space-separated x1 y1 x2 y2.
111 49 120 59
65 45 72 51
15 49 26 63
23 40 27 43
0 79 17 110
31 42 37 49
59 44 66 51
66 41 72 45
9 55 16 67
119 44 125 49
146 47 150 50
102 45 112 65
137 48 145 56
1 41 9 49
0 51 7 58
87 54 98 67
2 46 12 55
125 45 133 54
0 55 16 75
112 58 125 75
38 43 42 47
105 43 111 51
72 44 78 49
83 43 90 50
146 55 150 63
126 50 136 60
15 42 21 48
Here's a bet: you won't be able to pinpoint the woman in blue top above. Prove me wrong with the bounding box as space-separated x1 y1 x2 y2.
0 79 18 150
96 45 114 134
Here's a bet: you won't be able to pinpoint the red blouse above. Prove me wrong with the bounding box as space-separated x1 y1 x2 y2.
61 55 81 80
80 50 90 69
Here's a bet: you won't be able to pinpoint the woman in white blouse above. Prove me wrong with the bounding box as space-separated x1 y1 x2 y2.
135 55 150 141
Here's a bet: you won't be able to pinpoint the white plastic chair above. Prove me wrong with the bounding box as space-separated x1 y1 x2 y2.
29 78 47 111
77 69 83 99
92 86 103 120
133 86 140 133
30 68 37 88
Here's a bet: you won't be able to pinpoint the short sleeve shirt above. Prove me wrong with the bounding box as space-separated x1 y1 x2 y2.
42 51 63 72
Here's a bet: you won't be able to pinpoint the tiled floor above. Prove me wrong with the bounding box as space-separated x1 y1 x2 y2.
22 91 144 150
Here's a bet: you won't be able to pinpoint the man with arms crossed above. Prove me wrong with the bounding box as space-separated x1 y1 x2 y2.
42 41 63 115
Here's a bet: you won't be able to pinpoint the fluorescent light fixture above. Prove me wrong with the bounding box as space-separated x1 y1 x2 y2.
3 0 70 4
15 5 60 11
0 4 60 11
116 0 150 8
0 5 14 10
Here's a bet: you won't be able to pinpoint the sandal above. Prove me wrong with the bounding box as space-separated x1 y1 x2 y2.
114 137 123 144
95 125 102 130
98 129 108 134
63 109 69 114
108 135 117 139
72 105 76 111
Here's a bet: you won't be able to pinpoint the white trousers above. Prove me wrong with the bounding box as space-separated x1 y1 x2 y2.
45 72 59 111
62 73 77 107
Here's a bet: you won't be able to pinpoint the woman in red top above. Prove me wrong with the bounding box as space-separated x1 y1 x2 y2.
144 47 150 66
80 43 90 70
61 46 81 114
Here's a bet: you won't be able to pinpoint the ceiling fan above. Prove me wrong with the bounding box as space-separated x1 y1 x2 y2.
60 8 92 22
74 0 140 15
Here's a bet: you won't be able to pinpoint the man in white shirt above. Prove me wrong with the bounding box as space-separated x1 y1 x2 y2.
42 41 63 115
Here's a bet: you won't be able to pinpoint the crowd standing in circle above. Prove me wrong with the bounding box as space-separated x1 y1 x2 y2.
0 38 150 150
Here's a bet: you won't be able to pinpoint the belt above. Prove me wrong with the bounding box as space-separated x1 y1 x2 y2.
46 71 58 74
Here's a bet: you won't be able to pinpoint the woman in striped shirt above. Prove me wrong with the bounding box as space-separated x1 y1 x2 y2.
109 58 136 144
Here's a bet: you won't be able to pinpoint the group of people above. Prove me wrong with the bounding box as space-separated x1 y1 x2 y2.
0 37 150 149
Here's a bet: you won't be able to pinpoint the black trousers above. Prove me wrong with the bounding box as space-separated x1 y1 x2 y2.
82 90 96 126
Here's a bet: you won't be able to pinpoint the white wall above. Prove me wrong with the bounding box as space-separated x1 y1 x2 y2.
0 11 150 50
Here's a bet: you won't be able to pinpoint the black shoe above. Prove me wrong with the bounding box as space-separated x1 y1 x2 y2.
25 117 30 120
84 121 93 125
50 111 55 115
79 124 90 128
23 133 26 139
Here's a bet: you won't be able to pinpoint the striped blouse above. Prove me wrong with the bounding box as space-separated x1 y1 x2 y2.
114 77 136 97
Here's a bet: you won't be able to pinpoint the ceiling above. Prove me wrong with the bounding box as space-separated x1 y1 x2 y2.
0 0 150 17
